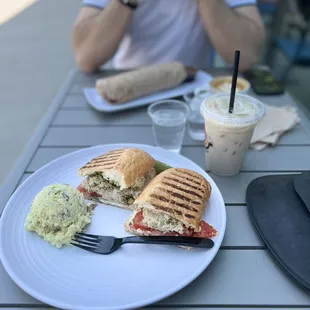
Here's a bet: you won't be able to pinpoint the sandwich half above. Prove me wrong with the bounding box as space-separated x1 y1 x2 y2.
125 168 218 238
77 148 156 210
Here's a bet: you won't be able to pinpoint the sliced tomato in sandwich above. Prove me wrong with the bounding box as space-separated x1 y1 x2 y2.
192 221 218 238
132 210 218 238
77 183 102 198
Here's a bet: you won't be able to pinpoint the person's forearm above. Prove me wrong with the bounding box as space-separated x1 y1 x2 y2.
198 0 264 71
73 0 133 72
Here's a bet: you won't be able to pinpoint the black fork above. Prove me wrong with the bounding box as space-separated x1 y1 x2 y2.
71 232 214 255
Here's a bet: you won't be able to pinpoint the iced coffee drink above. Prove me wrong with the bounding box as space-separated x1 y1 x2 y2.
200 93 264 176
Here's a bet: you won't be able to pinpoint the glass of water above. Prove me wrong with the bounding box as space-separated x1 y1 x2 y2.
148 100 189 153
186 87 210 141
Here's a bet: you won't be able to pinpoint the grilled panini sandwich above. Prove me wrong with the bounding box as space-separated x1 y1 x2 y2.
77 148 156 210
125 168 218 238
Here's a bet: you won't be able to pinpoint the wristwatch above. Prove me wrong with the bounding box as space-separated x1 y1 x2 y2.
119 0 138 10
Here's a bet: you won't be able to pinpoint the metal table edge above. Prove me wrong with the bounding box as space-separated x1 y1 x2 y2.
0 69 77 212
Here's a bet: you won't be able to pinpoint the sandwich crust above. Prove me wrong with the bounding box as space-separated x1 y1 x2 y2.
78 148 155 189
134 168 212 231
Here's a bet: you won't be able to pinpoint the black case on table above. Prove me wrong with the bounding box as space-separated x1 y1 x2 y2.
246 172 310 290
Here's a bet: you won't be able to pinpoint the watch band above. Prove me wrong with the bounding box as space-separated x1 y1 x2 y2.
119 0 138 10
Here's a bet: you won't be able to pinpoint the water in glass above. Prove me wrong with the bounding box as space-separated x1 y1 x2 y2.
152 109 187 153
188 90 210 141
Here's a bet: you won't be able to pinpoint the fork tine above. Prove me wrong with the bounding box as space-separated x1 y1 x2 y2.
76 232 100 240
74 234 100 244
72 238 99 247
71 242 97 252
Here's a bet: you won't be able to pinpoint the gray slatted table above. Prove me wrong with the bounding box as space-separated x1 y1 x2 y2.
1 68 310 310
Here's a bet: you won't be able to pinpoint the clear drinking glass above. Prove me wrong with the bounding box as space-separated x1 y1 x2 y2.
187 87 210 141
148 100 189 153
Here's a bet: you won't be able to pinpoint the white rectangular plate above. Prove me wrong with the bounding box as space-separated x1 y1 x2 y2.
83 71 213 113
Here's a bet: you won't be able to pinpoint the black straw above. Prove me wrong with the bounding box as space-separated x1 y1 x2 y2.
229 50 240 114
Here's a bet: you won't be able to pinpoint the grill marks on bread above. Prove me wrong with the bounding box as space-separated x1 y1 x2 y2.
162 180 204 199
150 194 199 213
80 149 126 172
170 171 202 185
153 175 203 216
135 168 212 231
164 190 201 205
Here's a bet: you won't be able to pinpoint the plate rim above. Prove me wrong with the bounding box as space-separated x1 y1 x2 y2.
0 143 226 310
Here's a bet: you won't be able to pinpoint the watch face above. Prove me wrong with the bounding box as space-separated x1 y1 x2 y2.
121 0 138 8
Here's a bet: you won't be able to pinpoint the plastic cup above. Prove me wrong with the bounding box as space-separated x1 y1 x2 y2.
200 93 264 176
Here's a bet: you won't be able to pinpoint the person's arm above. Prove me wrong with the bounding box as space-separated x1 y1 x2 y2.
72 0 134 73
197 0 265 71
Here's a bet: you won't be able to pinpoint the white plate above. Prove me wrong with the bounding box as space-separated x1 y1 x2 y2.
0 144 226 310
84 71 212 112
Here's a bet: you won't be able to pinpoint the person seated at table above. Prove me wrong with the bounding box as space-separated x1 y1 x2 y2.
72 0 265 73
